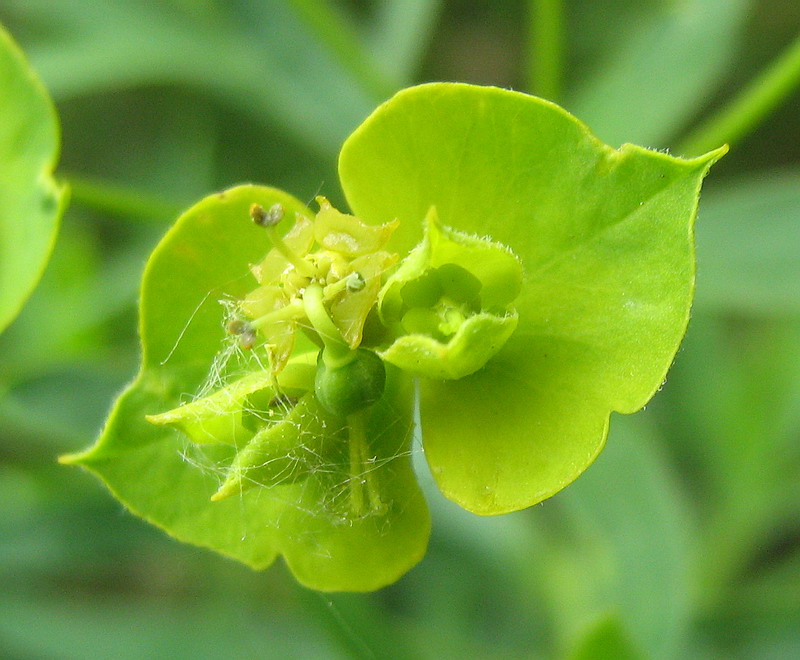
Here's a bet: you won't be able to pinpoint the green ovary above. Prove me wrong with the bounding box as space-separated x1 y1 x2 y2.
315 347 386 418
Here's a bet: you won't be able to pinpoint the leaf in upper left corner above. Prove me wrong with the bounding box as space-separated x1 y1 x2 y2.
0 24 67 334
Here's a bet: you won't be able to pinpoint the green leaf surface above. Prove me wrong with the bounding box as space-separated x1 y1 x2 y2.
63 185 430 591
0 23 66 333
339 83 723 514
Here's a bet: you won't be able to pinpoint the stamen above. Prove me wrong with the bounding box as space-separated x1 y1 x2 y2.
250 202 284 227
250 203 316 278
226 318 258 349
323 271 366 299
239 328 257 350
226 319 248 335
247 299 305 330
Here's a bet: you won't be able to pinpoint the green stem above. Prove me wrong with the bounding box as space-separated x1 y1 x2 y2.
287 0 396 101
65 174 184 222
528 0 563 100
347 410 383 517
678 31 800 156
348 413 366 516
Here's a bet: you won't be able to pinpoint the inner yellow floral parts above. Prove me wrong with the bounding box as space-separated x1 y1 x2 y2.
147 199 524 507
147 196 401 508
233 196 398 377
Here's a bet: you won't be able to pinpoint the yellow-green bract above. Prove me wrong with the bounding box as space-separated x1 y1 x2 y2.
61 83 724 591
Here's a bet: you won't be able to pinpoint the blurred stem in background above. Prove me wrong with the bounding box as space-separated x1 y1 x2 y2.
528 0 563 101
678 30 800 155
288 0 396 100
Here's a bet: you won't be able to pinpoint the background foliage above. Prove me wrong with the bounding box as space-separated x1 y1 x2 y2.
0 0 798 658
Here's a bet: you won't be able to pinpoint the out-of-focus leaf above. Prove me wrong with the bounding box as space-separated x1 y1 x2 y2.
568 0 751 148
694 170 800 314
568 615 645 660
545 415 694 659
655 314 800 613
2 0 377 159
0 216 154 380
414 413 693 659
0 594 343 660
367 0 444 83
736 550 800 620
0 364 131 448
284 0 395 100
0 23 66 333
694 605 800 660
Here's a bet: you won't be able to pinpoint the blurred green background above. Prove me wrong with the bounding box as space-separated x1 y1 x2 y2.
1 1 798 658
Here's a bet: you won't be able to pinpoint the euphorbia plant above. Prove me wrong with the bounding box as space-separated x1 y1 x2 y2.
62 83 724 591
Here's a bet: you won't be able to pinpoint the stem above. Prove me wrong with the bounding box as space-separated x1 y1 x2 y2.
347 410 383 516
65 174 184 222
287 0 396 101
348 413 366 516
678 31 800 156
528 0 563 100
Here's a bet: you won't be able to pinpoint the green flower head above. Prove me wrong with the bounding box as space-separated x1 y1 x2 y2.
62 83 724 591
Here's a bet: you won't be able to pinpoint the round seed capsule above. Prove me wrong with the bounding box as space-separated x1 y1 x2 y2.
314 348 386 417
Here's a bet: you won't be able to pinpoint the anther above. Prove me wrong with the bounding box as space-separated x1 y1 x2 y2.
250 203 316 278
239 328 258 350
226 318 258 349
226 319 249 335
323 272 366 299
347 272 366 292
250 203 284 228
